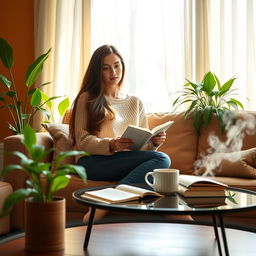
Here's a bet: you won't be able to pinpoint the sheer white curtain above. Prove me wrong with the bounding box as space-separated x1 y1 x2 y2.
207 0 256 110
91 0 187 113
33 0 90 127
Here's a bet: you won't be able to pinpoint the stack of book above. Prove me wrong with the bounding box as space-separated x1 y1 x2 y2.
177 175 228 208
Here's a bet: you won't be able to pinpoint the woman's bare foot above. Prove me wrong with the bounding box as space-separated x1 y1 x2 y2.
83 208 108 223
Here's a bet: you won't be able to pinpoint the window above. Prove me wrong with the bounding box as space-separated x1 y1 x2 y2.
91 0 186 113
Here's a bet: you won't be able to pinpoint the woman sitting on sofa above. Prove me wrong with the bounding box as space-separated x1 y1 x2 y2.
69 45 171 220
69 44 170 187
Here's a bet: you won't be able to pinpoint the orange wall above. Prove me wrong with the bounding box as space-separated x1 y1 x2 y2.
0 0 34 141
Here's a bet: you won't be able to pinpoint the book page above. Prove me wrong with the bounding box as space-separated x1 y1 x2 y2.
151 121 174 135
116 184 162 197
121 126 152 150
82 188 139 203
179 175 228 188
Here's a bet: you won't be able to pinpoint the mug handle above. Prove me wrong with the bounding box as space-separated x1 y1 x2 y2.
145 172 154 188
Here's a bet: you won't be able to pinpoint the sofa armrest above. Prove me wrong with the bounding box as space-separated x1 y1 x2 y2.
2 132 53 230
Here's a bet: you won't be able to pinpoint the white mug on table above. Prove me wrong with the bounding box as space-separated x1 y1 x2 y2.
145 168 179 194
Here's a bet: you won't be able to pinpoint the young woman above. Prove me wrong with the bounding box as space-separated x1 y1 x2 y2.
69 45 170 186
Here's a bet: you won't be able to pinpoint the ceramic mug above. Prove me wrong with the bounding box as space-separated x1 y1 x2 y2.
145 168 179 194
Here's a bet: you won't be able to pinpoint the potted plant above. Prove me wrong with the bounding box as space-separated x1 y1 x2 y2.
0 125 88 252
0 37 70 134
171 71 244 134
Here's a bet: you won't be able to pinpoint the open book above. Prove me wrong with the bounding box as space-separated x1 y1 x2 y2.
177 175 228 197
81 184 163 204
121 121 174 150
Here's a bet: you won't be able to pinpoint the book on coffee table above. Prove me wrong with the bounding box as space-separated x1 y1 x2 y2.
121 121 174 150
178 194 227 208
81 184 163 204
177 175 228 197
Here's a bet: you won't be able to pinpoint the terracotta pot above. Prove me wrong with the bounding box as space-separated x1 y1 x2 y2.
25 197 66 252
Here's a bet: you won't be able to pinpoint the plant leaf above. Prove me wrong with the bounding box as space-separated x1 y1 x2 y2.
30 88 42 107
8 123 18 134
228 98 244 109
41 92 51 107
219 78 236 95
213 73 221 90
192 109 203 134
0 74 11 88
184 100 198 119
58 97 70 116
6 90 16 98
55 151 89 166
11 151 33 166
23 125 36 155
50 175 70 195
31 145 50 162
57 164 87 181
1 164 24 176
0 38 13 69
202 105 213 126
202 71 216 95
37 107 51 119
2 188 36 216
25 48 51 87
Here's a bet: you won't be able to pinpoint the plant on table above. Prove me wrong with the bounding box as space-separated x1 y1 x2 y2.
0 37 70 135
171 71 244 134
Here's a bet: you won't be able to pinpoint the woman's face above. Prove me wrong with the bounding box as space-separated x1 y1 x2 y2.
101 53 123 89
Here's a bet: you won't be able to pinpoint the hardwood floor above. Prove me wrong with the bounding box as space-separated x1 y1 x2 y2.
0 223 255 256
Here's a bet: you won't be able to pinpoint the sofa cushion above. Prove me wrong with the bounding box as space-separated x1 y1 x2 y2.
41 123 75 164
194 148 256 178
148 112 198 175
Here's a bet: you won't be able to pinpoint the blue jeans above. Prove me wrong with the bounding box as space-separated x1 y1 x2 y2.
77 151 171 185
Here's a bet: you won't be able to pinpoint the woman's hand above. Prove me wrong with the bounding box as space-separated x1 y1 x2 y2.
109 137 134 152
150 132 166 147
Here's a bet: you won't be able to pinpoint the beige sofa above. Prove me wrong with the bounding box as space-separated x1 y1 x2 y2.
0 181 13 235
3 111 256 231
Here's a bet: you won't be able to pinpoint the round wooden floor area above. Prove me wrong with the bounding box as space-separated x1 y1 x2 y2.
0 223 255 256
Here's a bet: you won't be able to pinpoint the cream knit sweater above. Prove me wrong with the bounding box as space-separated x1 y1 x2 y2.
74 92 156 156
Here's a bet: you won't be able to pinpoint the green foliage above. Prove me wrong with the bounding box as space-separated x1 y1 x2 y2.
0 125 88 216
0 38 70 134
172 71 244 134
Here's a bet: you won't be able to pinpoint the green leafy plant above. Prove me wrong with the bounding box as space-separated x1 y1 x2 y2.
0 38 70 134
0 125 88 216
172 71 244 134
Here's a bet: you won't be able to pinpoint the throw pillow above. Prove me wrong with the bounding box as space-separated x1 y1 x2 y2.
41 123 75 164
193 148 256 178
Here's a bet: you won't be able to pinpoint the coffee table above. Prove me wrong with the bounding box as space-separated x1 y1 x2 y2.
72 186 256 256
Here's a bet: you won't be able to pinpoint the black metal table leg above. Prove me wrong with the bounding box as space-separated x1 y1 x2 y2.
212 215 222 256
218 214 229 256
83 207 96 249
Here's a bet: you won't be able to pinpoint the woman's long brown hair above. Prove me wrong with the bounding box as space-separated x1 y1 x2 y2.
69 45 125 144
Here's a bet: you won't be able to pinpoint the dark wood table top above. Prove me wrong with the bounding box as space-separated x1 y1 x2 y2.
0 223 255 256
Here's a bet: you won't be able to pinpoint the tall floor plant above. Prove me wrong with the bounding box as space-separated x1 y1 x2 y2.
0 38 69 134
